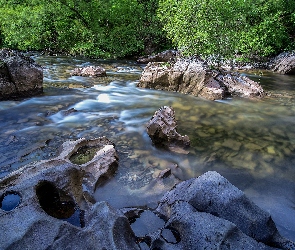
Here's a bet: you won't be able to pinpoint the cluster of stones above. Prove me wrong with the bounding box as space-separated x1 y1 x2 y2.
1 107 295 249
0 137 134 250
1 50 295 249
71 65 107 77
0 49 43 100
137 59 264 100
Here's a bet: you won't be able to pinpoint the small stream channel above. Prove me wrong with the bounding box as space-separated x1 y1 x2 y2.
0 54 295 241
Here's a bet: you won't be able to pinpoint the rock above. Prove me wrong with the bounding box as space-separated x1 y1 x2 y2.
0 49 43 100
0 137 139 250
158 168 172 179
272 51 295 74
137 50 179 63
222 138 242 151
137 59 264 100
71 66 107 77
216 71 265 98
155 171 295 250
146 106 190 152
151 202 275 250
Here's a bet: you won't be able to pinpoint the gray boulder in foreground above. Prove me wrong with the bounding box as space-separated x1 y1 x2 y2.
137 59 264 100
154 171 295 250
0 137 139 250
1 140 295 250
0 49 43 100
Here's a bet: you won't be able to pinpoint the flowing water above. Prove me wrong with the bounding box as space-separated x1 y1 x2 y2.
0 54 295 241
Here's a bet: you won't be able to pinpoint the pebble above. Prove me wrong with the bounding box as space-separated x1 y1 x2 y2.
244 142 263 151
267 146 276 155
222 139 242 151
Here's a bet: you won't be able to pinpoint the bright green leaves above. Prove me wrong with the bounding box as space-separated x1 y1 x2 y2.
0 0 169 58
158 0 295 58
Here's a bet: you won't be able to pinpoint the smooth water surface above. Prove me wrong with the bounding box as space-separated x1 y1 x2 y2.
0 55 294 240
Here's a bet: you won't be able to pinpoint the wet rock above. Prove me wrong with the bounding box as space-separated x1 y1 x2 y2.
137 50 179 63
0 49 43 100
272 51 295 74
62 108 78 116
216 71 265 98
154 171 295 250
138 59 264 100
158 168 172 179
222 139 242 151
153 201 279 250
71 66 107 77
147 106 190 152
0 137 138 250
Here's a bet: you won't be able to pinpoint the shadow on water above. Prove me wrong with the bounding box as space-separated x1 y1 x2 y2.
0 55 295 240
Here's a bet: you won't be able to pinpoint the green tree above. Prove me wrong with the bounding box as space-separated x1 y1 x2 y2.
0 0 169 58
158 0 295 58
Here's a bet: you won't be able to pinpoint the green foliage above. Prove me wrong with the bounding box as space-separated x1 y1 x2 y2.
0 0 169 58
158 0 295 58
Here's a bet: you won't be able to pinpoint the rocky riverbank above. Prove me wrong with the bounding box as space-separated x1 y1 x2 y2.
1 107 295 249
137 50 295 74
1 141 294 249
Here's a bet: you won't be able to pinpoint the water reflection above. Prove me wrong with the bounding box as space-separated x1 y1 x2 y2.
0 55 294 240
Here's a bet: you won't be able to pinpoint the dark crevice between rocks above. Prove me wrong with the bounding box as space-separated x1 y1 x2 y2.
0 191 21 211
36 180 84 228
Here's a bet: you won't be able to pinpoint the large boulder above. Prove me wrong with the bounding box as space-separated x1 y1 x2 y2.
0 49 43 100
147 106 190 153
272 51 295 74
0 137 139 250
137 59 264 100
153 171 295 250
150 202 275 250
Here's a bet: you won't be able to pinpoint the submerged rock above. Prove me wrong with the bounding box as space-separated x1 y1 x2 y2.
138 59 264 100
0 49 43 100
272 51 295 75
71 66 107 77
147 106 190 153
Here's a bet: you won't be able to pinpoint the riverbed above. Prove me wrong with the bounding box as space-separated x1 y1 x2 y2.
0 55 294 241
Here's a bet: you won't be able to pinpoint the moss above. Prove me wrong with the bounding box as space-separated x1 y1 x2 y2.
69 146 101 165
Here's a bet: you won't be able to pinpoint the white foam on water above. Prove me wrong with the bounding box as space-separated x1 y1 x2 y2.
97 93 111 103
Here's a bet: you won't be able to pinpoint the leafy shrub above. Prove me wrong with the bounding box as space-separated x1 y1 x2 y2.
158 0 295 58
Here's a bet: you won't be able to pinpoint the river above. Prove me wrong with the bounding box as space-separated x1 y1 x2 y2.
0 55 295 241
